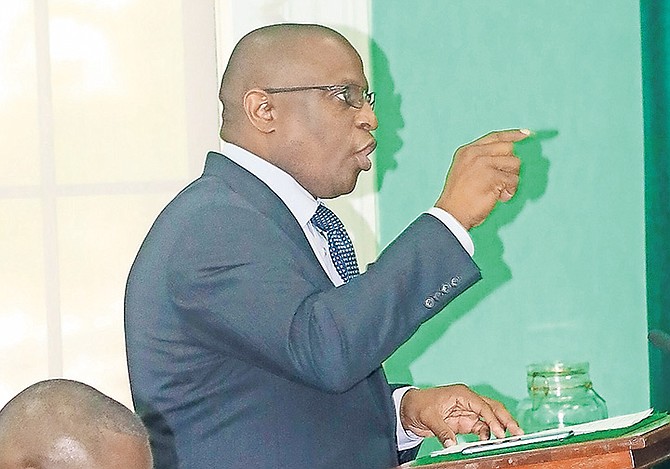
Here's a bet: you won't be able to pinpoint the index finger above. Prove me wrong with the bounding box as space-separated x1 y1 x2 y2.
474 128 532 146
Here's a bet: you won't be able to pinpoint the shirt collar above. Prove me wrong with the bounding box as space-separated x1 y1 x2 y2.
221 142 319 227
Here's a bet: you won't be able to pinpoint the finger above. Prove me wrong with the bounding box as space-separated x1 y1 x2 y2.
499 189 514 202
506 420 524 436
439 427 458 448
473 128 531 145
497 173 519 201
421 413 458 447
482 397 524 437
469 419 491 440
460 153 519 174
482 396 524 438
487 155 521 174
465 400 508 439
468 141 517 157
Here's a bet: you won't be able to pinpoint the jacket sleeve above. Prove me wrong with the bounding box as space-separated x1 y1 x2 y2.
167 207 481 394
398 446 422 465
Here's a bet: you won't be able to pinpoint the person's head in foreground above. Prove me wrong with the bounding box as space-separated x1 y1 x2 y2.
0 379 152 469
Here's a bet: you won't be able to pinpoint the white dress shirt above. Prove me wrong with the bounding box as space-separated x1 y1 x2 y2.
221 141 474 451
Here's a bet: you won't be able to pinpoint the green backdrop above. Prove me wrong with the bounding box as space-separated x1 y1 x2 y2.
371 0 650 454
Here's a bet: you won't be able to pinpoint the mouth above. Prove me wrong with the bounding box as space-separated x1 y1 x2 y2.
354 139 377 171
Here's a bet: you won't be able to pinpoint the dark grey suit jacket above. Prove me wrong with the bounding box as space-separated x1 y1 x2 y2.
125 152 481 468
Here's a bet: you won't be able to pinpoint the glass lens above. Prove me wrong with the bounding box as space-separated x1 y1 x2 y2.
343 85 363 108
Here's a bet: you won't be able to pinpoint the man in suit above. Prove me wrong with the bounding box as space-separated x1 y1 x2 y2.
0 379 152 469
125 23 528 468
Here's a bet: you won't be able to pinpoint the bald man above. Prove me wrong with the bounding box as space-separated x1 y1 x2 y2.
0 379 152 469
126 23 527 468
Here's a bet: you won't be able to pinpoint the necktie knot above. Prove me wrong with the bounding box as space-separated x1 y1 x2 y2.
310 204 359 283
311 204 345 233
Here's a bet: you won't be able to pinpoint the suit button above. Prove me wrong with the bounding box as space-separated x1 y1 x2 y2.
451 276 461 287
434 291 444 300
440 283 451 293
424 297 435 309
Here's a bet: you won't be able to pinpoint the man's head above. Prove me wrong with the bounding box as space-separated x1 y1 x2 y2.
219 23 378 199
0 379 153 469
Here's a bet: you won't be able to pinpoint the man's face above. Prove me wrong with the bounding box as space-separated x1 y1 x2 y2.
267 35 378 199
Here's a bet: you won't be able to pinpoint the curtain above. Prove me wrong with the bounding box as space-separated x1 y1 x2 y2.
642 0 670 414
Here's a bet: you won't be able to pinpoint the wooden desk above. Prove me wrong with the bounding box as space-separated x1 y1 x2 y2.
402 423 670 469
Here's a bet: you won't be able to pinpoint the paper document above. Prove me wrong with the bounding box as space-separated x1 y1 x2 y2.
430 408 654 457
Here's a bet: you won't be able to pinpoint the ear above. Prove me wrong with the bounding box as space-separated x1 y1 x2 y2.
242 89 276 133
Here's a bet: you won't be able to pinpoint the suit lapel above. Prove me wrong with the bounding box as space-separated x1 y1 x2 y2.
203 152 331 288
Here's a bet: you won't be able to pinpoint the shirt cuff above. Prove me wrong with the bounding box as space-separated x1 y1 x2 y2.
425 207 474 256
393 386 424 450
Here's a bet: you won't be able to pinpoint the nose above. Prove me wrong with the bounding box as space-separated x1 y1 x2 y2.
355 102 378 131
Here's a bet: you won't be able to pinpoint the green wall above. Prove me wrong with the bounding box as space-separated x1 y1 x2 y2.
371 0 649 453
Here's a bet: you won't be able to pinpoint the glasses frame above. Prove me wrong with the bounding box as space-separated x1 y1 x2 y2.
262 84 375 110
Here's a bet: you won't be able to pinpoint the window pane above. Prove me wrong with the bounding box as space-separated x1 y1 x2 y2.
50 0 189 185
0 2 41 187
0 199 49 404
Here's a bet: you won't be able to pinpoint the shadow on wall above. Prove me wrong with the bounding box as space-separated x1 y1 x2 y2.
370 39 404 192
378 121 555 385
385 130 555 455
464 129 555 311
371 37 554 395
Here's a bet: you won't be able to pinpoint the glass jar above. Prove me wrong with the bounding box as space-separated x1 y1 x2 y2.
516 361 608 433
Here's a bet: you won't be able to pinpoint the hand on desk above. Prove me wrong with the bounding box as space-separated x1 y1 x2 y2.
399 384 523 448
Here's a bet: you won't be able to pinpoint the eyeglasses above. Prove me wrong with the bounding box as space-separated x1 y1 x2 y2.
263 84 375 110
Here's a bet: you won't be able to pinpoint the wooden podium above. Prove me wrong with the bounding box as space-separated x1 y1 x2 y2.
401 422 670 469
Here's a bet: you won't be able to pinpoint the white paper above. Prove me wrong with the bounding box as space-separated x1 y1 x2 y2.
430 408 654 457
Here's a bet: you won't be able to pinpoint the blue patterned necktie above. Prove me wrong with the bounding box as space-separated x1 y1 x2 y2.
310 204 360 283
